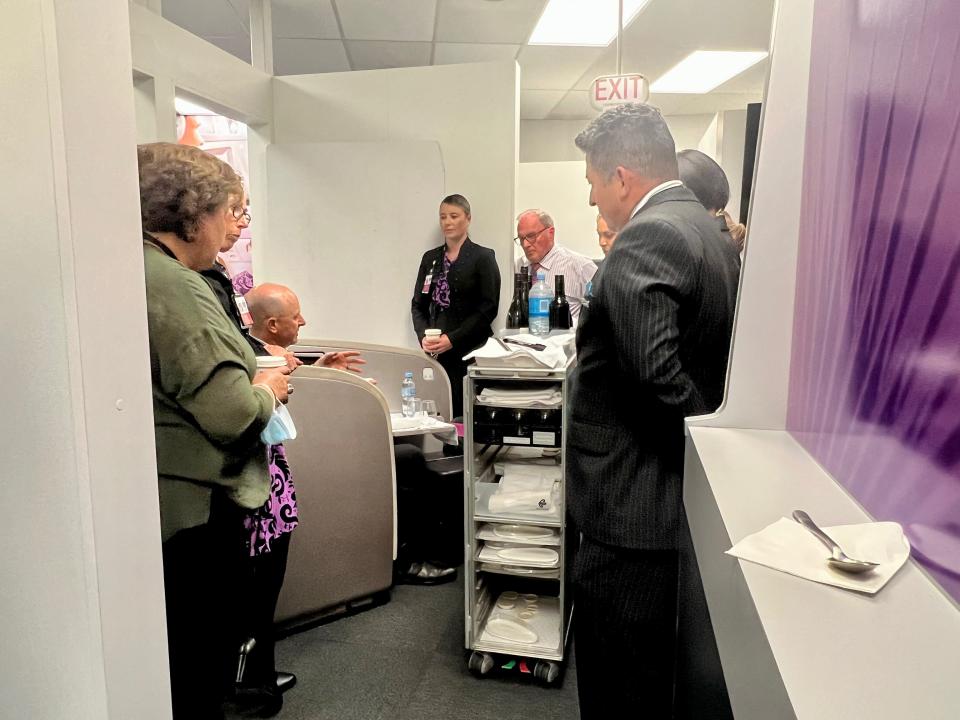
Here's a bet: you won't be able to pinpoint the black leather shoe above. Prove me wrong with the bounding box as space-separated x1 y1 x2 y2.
394 561 457 586
275 671 297 694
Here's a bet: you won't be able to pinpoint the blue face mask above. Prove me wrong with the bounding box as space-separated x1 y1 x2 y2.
260 403 297 445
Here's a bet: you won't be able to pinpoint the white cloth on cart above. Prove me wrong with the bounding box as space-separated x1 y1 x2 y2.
477 386 562 408
463 332 573 369
488 465 559 513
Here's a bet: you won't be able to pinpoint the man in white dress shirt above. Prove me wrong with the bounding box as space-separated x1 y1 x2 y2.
514 209 597 324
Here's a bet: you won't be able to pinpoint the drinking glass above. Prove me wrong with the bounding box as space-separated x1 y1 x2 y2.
422 399 438 419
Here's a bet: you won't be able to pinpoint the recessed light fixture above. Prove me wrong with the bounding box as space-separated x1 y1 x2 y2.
174 96 216 116
529 0 653 47
649 50 768 94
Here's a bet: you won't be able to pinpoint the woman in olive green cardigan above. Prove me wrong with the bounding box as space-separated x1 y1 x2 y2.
138 142 289 720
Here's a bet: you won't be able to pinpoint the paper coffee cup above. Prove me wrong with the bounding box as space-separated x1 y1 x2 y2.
425 328 442 338
256 355 287 369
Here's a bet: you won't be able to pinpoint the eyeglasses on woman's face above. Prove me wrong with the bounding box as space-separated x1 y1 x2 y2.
230 206 251 222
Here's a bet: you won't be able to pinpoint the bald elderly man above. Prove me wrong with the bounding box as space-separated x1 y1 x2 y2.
245 283 364 373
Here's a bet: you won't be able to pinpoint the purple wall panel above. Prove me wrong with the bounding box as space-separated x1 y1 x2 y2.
788 0 960 601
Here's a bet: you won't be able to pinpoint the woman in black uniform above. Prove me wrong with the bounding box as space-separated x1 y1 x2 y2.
411 194 500 418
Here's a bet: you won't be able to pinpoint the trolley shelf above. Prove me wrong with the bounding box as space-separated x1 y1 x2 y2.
463 359 575 685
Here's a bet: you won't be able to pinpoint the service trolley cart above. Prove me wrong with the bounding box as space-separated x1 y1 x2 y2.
462 355 576 685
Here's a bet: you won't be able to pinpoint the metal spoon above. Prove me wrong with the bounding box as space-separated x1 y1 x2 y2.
792 510 880 574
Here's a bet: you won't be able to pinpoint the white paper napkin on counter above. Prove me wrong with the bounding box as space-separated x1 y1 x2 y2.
726 517 911 594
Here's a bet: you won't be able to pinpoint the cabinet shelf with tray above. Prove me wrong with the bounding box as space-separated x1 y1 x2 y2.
462 358 575 685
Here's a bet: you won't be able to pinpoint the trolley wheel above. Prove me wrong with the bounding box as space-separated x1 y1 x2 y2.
468 651 495 677
533 660 560 685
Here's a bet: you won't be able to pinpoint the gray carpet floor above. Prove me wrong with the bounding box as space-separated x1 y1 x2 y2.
256 575 581 720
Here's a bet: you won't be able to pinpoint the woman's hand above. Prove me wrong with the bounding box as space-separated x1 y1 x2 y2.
422 334 452 354
264 344 302 371
254 368 291 404
321 351 366 374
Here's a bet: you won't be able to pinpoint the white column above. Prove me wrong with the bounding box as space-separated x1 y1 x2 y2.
0 1 170 718
249 0 274 75
132 0 162 13
133 71 177 143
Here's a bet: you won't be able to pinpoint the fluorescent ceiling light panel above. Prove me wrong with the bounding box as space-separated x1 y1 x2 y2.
174 97 216 116
529 0 653 46
650 50 768 93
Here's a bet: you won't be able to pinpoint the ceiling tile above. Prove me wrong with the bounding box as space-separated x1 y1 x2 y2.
517 45 605 90
520 90 566 120
712 59 769 94
435 0 547 44
336 0 437 42
205 34 252 63
274 38 351 75
433 42 520 66
162 0 248 37
272 0 340 39
346 41 433 71
649 92 762 116
547 90 594 119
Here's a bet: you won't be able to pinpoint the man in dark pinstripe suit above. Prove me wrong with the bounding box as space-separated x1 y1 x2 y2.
568 104 740 717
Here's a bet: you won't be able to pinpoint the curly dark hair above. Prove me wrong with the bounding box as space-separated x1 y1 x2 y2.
137 142 243 242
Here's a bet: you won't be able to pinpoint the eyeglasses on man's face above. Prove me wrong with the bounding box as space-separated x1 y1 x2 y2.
231 206 251 222
513 226 548 247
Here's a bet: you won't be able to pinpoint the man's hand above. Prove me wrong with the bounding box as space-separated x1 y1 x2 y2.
264 343 303 371
422 334 452 355
321 350 365 374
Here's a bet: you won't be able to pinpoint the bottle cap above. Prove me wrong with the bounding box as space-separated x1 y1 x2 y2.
404 371 414 378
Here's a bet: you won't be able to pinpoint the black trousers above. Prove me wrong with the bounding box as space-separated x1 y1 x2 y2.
162 494 247 720
241 530 292 686
437 353 467 419
393 444 462 568
573 536 679 719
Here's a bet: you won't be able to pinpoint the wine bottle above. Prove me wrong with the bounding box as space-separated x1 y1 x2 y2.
519 266 530 326
506 273 524 329
549 274 572 330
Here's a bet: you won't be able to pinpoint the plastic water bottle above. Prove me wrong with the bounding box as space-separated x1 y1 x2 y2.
401 371 417 417
528 271 552 336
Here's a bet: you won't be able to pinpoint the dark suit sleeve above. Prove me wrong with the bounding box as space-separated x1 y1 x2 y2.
411 253 432 343
600 219 704 416
446 248 501 351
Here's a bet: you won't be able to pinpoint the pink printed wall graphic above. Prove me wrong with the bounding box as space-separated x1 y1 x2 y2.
788 0 960 601
177 113 254 294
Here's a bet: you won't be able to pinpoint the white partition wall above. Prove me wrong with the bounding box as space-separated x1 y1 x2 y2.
517 161 601 261
1 2 169 718
267 61 520 340
263 141 445 348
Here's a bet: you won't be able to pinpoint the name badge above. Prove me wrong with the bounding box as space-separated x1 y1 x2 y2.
421 272 433 294
234 294 253 328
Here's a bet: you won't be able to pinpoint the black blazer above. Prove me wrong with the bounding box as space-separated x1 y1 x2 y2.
567 186 740 550
411 238 501 357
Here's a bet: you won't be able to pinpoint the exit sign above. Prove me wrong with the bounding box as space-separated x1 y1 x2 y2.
590 74 650 110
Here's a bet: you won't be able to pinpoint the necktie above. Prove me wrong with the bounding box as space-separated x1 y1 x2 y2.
529 262 540 286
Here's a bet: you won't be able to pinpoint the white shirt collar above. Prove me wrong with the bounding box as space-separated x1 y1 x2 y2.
629 180 684 219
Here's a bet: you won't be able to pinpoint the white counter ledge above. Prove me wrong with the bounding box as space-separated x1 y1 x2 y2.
683 426 960 720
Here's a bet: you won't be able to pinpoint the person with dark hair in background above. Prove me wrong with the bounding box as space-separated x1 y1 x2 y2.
569 105 740 717
677 148 747 253
411 194 500 418
596 213 617 258
138 142 291 720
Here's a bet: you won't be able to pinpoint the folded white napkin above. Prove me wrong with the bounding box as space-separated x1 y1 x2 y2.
726 517 910 594
463 332 573 369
